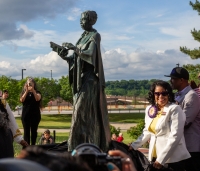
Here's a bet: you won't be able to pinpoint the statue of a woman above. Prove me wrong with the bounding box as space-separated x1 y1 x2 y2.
60 10 110 151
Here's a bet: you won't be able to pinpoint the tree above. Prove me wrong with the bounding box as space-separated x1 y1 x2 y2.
0 75 22 110
183 64 200 82
59 75 73 104
180 0 200 59
110 125 121 136
36 77 61 107
127 119 145 139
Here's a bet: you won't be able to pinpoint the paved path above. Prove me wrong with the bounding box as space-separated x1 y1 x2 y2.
13 109 145 116
110 122 137 130
13 110 137 133
18 122 137 133
18 122 149 158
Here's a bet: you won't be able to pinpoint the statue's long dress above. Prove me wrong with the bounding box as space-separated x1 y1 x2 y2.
67 30 110 151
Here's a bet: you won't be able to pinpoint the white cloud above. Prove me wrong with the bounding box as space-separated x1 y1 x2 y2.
1 47 200 81
99 10 200 53
1 0 200 82
116 35 134 41
44 20 49 24
102 48 200 80
0 61 19 77
156 14 163 18
66 8 82 21
1 28 82 52
0 0 78 41
0 61 11 68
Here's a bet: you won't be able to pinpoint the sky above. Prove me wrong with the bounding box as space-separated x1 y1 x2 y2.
1 0 200 81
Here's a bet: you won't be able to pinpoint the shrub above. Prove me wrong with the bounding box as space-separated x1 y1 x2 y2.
127 119 144 139
110 125 121 136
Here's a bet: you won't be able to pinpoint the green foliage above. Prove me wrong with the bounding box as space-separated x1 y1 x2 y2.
0 75 22 109
15 114 72 129
110 124 121 135
191 28 200 42
1 75 156 109
36 77 61 107
0 76 72 109
183 64 200 83
180 0 200 59
105 79 157 96
108 113 145 123
190 0 200 15
59 75 73 104
127 119 145 139
180 46 200 59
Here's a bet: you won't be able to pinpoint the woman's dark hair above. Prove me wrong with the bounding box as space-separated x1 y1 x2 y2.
21 146 92 171
190 80 198 89
147 80 175 105
3 90 8 93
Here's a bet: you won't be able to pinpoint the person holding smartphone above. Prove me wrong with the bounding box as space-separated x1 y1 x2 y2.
20 78 42 145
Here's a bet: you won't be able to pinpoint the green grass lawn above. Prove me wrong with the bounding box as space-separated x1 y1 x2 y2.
109 113 145 123
14 132 69 157
14 131 133 157
15 114 72 129
15 113 145 129
14 113 144 156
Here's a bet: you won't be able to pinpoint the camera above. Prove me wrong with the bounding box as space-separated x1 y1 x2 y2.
28 83 32 86
72 143 122 171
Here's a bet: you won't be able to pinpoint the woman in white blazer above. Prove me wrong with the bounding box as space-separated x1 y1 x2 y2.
130 80 190 171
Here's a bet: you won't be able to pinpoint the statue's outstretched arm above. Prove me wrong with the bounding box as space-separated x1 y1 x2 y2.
50 41 69 60
62 42 82 56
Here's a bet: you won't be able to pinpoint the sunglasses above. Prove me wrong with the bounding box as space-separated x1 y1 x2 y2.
154 92 169 96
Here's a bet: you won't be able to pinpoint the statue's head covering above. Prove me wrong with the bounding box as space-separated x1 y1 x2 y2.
83 10 97 25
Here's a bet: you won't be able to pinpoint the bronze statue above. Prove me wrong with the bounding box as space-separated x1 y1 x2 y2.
50 10 110 151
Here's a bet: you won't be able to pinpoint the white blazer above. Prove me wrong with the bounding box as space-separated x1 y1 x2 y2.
5 102 24 143
131 103 190 165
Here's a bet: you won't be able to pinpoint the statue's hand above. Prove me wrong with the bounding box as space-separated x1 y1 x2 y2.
62 42 75 50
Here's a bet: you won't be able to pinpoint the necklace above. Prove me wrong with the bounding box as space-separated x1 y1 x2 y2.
148 105 158 118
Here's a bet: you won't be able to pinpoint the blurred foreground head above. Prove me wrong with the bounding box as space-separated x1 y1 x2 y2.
17 146 92 171
0 158 50 171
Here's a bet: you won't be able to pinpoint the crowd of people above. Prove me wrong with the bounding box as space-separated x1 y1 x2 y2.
1 66 200 171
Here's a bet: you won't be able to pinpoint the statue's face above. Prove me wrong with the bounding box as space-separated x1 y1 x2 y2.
80 13 91 31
